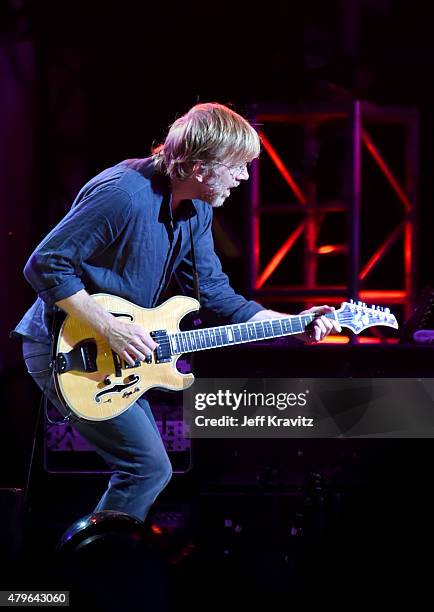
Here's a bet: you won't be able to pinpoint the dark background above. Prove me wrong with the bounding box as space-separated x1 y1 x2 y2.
2 0 434 363
1 0 433 444
1 2 434 596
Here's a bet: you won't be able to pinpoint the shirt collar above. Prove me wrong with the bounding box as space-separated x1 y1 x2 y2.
124 157 198 226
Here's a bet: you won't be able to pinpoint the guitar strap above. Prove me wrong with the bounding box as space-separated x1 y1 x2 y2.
188 216 201 305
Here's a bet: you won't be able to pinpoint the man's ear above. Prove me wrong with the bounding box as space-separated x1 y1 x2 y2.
192 161 204 183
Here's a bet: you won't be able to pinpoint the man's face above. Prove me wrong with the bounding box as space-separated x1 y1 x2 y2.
199 162 250 208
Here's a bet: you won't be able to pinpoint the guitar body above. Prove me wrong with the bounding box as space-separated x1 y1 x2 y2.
55 294 198 421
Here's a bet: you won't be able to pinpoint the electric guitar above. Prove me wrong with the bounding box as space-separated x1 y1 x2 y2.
53 294 398 421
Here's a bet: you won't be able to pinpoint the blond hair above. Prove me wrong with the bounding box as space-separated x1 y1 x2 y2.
152 102 260 179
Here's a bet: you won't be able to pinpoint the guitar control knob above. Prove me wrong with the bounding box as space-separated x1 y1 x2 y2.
103 377 111 386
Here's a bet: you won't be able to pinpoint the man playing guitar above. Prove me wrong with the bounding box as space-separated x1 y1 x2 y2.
13 103 340 523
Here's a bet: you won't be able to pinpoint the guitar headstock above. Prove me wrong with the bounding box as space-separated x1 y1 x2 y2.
336 300 399 334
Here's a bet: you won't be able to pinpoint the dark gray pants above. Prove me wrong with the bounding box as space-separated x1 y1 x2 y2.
22 340 172 521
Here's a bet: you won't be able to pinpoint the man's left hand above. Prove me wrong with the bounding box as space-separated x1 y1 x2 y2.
248 305 341 343
297 305 341 343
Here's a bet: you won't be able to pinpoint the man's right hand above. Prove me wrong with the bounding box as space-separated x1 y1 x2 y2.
106 319 158 366
57 289 158 367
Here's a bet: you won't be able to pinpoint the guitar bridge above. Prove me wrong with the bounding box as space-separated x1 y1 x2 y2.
56 340 98 374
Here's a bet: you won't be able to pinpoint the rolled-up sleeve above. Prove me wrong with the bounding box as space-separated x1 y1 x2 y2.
176 205 264 323
24 187 133 306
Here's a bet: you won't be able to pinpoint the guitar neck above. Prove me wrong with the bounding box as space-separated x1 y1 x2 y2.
169 312 337 355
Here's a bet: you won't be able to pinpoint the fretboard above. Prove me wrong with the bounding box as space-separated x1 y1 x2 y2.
168 311 337 355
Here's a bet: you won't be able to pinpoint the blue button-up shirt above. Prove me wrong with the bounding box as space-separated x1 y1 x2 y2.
13 158 263 343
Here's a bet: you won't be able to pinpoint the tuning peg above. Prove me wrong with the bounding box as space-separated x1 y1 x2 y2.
384 307 390 314
357 300 362 306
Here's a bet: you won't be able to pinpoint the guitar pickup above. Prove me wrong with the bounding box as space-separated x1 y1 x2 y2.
56 340 98 374
151 330 172 363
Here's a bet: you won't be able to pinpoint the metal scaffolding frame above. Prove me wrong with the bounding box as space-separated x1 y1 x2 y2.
248 101 419 323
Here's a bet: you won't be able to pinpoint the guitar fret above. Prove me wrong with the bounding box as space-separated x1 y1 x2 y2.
198 330 206 349
293 317 303 333
281 318 292 333
263 321 273 337
193 330 199 350
177 334 183 353
190 331 200 351
172 334 178 353
255 322 264 339
191 330 197 349
247 323 257 340
215 328 223 346
203 329 210 348
272 320 282 336
185 332 191 352
240 324 249 341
